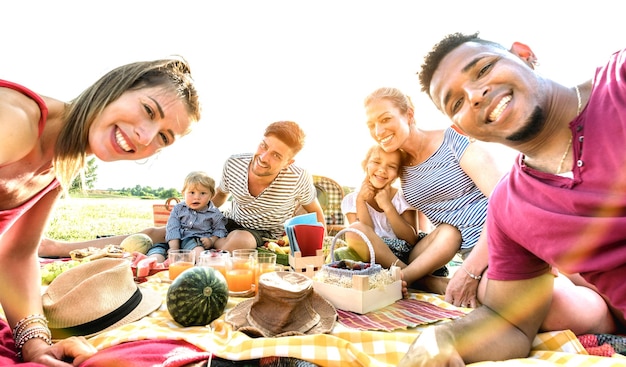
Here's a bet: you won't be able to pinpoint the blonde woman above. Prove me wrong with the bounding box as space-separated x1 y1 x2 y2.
364 86 501 303
0 59 200 365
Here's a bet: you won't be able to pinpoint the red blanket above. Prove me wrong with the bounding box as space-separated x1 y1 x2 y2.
0 317 208 366
578 334 626 357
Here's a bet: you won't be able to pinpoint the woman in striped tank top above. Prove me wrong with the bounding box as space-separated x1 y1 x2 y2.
364 87 504 308
341 145 462 297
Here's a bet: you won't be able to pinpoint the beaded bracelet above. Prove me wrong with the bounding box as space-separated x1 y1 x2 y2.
15 325 52 359
462 266 482 280
13 314 52 360
13 314 48 337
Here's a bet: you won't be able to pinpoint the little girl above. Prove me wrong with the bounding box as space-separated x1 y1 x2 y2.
341 145 459 294
342 145 418 261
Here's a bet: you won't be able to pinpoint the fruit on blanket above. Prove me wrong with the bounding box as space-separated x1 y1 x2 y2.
41 260 83 285
166 266 229 327
136 257 158 278
267 241 286 254
332 246 363 262
120 233 153 254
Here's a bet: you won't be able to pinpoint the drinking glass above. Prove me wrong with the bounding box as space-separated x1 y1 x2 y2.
255 252 277 293
226 249 258 296
198 249 230 279
168 249 195 281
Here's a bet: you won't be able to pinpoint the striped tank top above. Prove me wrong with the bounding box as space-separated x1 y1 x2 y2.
401 128 488 250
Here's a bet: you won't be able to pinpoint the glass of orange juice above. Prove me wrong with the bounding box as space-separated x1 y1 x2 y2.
168 249 195 281
198 249 230 279
255 253 277 293
226 249 257 296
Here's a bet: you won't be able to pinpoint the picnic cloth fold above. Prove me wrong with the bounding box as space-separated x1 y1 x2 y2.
336 297 466 331
578 334 626 357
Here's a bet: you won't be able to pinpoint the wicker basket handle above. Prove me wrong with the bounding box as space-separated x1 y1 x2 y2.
330 227 375 266
164 197 180 211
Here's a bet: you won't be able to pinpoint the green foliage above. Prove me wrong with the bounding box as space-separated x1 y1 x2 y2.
116 185 181 199
68 159 180 199
70 158 98 192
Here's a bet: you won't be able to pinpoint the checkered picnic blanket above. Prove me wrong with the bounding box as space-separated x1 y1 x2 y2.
85 271 626 367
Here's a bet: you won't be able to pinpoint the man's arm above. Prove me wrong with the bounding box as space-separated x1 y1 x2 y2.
399 273 554 366
212 188 229 209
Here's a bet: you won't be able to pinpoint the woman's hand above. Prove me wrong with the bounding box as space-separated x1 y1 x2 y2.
23 336 97 367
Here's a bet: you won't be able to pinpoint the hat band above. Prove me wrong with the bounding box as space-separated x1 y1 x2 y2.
50 287 143 337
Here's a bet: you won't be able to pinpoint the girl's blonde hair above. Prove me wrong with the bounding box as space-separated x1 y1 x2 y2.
182 171 216 197
54 58 201 190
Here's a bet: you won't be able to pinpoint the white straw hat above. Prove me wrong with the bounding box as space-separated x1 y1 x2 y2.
42 258 161 339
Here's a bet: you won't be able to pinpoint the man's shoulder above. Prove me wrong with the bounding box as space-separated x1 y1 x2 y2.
223 153 252 171
228 152 253 161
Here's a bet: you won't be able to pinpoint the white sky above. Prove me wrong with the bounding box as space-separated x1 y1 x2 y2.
2 1 623 190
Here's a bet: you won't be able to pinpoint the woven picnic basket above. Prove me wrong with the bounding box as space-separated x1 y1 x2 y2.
322 227 382 279
152 197 180 226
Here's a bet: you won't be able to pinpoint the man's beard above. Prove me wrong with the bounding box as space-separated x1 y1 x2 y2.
506 106 545 142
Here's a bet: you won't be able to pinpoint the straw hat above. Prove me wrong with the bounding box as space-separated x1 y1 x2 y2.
225 271 336 337
42 258 162 339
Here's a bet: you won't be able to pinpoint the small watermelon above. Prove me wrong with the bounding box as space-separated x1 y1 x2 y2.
120 233 153 254
166 266 229 327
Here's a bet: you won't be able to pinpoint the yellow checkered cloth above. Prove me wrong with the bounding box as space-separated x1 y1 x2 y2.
85 272 626 367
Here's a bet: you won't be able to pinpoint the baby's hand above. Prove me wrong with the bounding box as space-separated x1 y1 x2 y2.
200 237 212 248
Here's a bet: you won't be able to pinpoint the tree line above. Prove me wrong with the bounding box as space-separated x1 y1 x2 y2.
70 158 181 199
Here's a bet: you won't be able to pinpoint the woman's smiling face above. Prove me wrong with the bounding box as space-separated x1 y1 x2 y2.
365 98 411 153
88 86 192 162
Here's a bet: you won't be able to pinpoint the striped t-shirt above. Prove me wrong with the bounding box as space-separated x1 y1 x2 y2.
401 128 488 250
217 153 317 238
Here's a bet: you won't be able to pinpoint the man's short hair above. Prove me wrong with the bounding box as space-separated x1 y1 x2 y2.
264 120 306 155
418 32 506 98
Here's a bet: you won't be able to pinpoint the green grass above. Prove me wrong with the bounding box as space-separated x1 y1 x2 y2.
44 197 162 241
